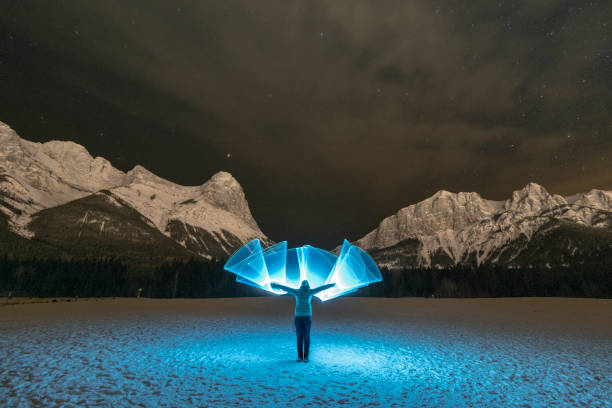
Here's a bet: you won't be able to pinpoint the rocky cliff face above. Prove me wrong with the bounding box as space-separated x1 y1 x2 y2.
355 183 612 269
0 121 269 260
0 122 125 235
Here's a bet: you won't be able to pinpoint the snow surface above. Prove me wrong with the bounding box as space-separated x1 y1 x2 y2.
1 298 610 407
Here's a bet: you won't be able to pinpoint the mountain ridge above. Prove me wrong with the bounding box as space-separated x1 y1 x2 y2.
2 120 611 269
0 121 270 260
354 182 612 269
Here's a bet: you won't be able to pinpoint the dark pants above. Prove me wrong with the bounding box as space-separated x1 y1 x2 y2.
294 316 312 359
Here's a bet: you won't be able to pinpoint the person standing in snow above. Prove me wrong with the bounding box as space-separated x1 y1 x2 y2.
271 280 335 363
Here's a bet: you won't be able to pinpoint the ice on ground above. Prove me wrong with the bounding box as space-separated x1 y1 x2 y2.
1 298 611 407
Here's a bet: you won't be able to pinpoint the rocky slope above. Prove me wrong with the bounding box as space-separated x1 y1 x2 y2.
28 190 198 265
356 183 612 269
0 121 269 261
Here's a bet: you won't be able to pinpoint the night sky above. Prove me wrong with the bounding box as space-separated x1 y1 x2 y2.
1 1 611 248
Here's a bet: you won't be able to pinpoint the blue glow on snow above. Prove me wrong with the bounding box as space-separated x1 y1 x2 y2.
4 299 610 407
225 239 382 300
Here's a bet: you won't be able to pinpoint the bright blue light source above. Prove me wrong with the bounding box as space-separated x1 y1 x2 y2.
225 239 382 301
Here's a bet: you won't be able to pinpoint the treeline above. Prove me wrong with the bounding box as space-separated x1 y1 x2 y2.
0 256 610 298
0 257 260 298
360 264 612 298
0 257 129 297
149 259 261 298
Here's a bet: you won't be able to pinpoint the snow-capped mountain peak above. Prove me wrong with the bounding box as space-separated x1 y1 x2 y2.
0 121 269 259
112 167 268 258
0 122 125 228
503 182 566 215
199 171 260 230
125 164 175 187
355 183 612 269
573 189 612 209
357 189 503 251
0 122 19 143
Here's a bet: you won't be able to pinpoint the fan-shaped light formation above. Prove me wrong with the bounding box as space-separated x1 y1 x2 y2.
224 239 382 301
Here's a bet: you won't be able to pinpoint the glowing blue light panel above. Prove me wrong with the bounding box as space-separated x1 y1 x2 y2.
225 239 382 301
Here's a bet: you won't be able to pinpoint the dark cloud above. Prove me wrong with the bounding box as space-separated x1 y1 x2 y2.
1 0 611 248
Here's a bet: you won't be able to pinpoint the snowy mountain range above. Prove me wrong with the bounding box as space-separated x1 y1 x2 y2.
2 120 611 270
0 121 269 263
354 183 612 269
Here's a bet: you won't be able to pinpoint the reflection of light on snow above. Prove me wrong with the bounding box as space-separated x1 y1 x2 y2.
315 344 406 371
3 300 611 407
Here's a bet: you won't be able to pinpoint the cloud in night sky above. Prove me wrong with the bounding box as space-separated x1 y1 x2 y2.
1 0 611 247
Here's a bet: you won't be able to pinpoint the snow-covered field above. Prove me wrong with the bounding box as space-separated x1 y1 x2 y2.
1 297 611 407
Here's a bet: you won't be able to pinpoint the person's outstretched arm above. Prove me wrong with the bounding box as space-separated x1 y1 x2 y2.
271 282 297 294
310 283 336 294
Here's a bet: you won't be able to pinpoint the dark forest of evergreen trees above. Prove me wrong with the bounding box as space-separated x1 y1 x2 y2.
0 256 610 298
0 257 261 298
366 264 612 298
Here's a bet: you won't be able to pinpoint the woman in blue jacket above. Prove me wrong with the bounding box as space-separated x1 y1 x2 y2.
271 280 335 362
